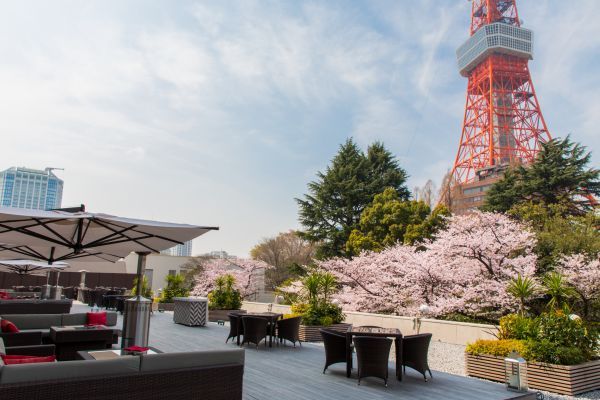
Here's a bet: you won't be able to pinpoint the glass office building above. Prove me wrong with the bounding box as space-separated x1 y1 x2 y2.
160 240 193 257
0 167 64 210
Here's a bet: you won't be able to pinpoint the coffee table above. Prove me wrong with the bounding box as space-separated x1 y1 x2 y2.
77 346 163 360
50 325 115 361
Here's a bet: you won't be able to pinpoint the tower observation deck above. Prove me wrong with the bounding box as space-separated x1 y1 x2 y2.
443 0 551 213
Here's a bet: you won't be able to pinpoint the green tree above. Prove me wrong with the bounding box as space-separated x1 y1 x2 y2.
296 139 409 259
345 188 449 255
509 202 600 273
484 136 599 216
250 230 315 289
160 274 190 303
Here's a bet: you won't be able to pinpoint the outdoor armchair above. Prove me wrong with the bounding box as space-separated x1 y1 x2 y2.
241 316 269 348
402 333 433 381
226 313 244 344
276 316 301 347
320 328 351 373
353 336 392 387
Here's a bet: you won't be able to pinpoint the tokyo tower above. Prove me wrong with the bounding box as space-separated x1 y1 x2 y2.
445 0 551 212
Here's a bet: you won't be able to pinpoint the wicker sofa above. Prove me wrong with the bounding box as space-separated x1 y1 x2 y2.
0 299 72 315
0 349 245 400
0 312 120 345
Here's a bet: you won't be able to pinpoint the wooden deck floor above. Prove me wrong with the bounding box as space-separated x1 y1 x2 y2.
74 304 529 400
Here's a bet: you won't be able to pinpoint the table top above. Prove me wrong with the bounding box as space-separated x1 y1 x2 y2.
51 325 110 332
348 326 402 336
77 346 162 361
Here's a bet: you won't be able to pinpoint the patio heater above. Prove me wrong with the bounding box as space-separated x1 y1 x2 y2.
505 351 528 392
121 252 152 348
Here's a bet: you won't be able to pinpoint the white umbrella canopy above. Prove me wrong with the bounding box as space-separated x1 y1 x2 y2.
0 206 218 262
0 259 69 275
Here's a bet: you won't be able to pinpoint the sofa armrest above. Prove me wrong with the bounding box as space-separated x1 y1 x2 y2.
0 331 43 347
5 344 55 357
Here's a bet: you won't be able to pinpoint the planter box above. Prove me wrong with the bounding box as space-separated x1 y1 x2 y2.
299 323 352 342
465 353 600 396
157 302 174 312
208 309 245 322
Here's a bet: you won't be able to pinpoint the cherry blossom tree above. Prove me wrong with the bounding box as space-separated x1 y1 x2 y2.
557 254 600 319
190 258 271 299
318 211 538 320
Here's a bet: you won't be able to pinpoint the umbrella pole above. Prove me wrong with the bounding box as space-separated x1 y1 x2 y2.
122 252 152 348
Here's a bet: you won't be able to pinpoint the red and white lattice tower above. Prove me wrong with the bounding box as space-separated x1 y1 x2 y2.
446 0 551 207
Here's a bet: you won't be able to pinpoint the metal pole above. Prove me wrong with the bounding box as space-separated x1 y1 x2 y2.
122 252 152 348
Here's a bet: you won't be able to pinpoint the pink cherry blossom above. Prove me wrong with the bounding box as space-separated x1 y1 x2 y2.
317 211 538 319
191 257 271 299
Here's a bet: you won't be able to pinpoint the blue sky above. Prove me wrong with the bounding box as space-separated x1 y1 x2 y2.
1 1 598 257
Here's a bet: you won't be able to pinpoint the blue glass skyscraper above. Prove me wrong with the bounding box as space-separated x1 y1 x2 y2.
0 167 64 210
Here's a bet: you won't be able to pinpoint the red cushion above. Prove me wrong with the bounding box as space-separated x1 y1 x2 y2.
0 319 19 333
86 312 107 326
1 355 56 364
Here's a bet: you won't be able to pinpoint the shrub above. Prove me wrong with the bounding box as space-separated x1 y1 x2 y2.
208 274 242 310
472 311 599 365
301 302 345 326
497 314 538 340
466 339 527 357
160 274 189 303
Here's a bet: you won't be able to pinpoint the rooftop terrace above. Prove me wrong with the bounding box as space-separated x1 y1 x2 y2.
71 304 531 400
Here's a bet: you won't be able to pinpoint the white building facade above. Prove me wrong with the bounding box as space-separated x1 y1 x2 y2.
0 167 63 210
160 240 193 257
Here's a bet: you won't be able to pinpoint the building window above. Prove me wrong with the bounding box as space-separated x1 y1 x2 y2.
168 270 177 276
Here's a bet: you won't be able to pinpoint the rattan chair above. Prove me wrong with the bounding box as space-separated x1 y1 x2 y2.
276 316 302 347
241 316 269 348
226 314 244 344
320 328 351 373
402 333 433 381
354 336 392 387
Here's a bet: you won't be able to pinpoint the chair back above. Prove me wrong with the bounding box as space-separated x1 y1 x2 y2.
242 316 269 346
353 336 392 384
277 316 301 342
402 333 432 360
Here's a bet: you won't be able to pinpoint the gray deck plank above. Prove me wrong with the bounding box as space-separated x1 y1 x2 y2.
74 304 526 400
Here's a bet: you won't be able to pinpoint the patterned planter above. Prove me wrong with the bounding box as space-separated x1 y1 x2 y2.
465 353 600 396
299 323 351 342
173 297 208 327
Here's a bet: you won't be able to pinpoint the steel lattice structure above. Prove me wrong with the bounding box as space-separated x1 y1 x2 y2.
450 0 551 186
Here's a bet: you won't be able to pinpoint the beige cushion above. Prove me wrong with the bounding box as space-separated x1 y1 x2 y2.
140 349 245 372
0 337 5 355
0 356 141 384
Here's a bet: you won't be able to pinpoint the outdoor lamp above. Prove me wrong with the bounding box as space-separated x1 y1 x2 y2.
275 295 284 304
505 351 528 392
331 299 340 305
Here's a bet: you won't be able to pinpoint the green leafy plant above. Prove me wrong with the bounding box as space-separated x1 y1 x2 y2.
474 311 599 365
286 271 345 326
543 272 576 311
208 274 242 310
507 274 538 315
497 314 538 341
160 274 189 303
131 276 153 298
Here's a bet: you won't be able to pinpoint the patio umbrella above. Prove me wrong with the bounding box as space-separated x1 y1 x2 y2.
0 206 216 263
0 259 68 287
0 259 69 275
0 205 218 345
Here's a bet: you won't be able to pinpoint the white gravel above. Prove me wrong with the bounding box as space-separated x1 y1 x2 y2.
426 340 600 400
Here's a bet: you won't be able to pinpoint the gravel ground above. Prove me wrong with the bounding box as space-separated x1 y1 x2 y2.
425 341 599 400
